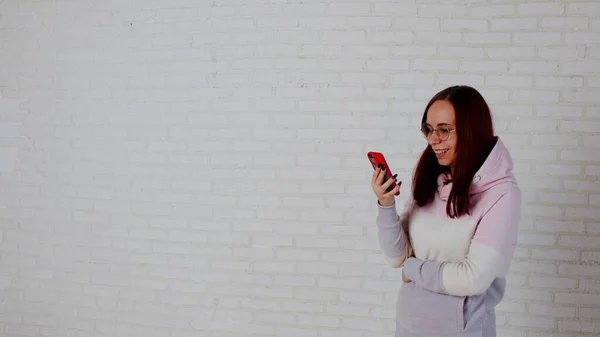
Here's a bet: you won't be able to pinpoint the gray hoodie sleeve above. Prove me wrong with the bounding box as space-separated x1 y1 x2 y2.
376 199 412 267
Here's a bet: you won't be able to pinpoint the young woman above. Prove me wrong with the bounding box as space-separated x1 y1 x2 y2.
371 85 521 337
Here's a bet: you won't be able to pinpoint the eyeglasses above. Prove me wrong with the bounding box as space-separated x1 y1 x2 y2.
420 124 455 141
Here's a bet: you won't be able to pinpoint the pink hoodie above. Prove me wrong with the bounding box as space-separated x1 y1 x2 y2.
376 137 521 336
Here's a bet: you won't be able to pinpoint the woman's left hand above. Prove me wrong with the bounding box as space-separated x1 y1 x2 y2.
402 269 411 283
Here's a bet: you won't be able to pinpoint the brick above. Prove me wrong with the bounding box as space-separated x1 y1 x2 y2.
462 61 508 73
322 30 365 43
413 59 459 71
391 45 436 57
542 17 589 30
414 32 461 44
561 60 600 75
555 293 600 306
393 18 438 31
469 4 515 17
566 32 600 44
534 164 581 176
442 19 488 31
558 320 600 333
417 4 467 17
365 32 410 47
487 47 535 59
561 150 600 162
535 76 584 88
464 32 511 44
531 248 579 262
509 314 556 329
529 277 578 289
559 235 600 249
491 18 537 31
488 75 533 88
568 2 600 14
534 220 585 233
515 32 562 45
518 3 565 15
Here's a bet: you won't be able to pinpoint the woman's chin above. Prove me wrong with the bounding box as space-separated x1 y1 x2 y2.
437 158 453 167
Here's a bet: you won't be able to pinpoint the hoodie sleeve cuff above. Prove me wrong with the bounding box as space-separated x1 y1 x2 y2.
376 201 399 227
403 257 447 294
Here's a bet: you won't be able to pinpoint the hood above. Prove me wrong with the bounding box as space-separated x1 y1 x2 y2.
437 137 517 201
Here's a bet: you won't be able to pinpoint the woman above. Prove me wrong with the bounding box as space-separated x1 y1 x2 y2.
371 85 521 337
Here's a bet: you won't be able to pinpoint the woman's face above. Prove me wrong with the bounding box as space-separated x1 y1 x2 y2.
423 100 457 168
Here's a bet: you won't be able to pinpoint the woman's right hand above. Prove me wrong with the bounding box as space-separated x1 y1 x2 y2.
371 166 399 207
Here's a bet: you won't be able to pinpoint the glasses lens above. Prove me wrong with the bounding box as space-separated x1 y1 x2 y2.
439 128 450 140
421 124 430 138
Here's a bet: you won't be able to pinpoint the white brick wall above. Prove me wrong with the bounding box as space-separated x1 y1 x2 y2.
0 1 599 336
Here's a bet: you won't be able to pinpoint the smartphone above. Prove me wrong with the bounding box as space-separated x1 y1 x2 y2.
367 151 401 195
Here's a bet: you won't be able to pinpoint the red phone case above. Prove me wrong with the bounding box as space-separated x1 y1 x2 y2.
367 151 400 195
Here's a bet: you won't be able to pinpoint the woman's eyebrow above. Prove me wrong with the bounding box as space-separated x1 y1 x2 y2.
425 122 453 127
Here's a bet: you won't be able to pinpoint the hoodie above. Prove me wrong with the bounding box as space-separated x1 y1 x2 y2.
376 138 521 336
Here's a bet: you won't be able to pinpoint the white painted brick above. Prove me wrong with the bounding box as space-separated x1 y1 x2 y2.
464 32 510 44
413 59 459 71
417 4 467 17
561 60 600 74
392 18 438 31
540 46 586 60
563 90 600 103
586 106 600 117
372 2 417 15
300 44 342 58
529 303 577 317
561 149 600 162
555 293 600 306
391 45 436 57
469 4 515 17
462 61 508 73
542 17 589 30
322 30 365 43
531 248 579 261
438 74 485 86
535 219 585 233
487 47 535 60
366 60 409 71
517 233 556 246
488 75 533 88
560 120 600 132
490 18 537 31
558 320 600 334
567 2 600 15
536 75 584 88
518 3 565 15
440 46 485 59
509 315 556 329
414 31 461 44
442 19 488 31
515 32 562 45
366 31 412 44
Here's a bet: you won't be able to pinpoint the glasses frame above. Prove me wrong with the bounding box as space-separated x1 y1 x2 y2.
420 123 456 141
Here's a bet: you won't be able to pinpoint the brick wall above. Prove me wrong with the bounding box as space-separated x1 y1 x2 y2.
0 1 599 336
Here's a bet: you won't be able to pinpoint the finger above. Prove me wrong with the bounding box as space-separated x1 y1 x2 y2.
381 176 395 190
383 183 400 197
371 167 380 185
381 173 398 189
376 167 386 185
